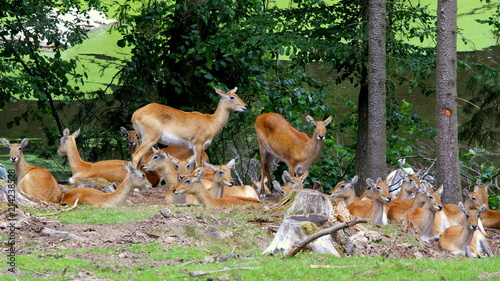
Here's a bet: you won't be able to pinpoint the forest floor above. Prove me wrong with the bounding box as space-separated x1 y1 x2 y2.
2 184 500 280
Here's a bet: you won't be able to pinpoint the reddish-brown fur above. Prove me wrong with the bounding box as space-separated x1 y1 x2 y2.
173 168 261 207
255 112 332 196
57 129 129 184
62 162 151 207
131 87 246 170
2 138 62 203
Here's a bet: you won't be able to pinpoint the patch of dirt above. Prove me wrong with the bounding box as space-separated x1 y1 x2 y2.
2 185 500 277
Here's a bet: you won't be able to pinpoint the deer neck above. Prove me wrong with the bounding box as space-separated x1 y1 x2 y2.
369 198 386 225
210 101 232 136
157 162 178 188
103 173 135 206
299 137 323 172
344 190 357 206
398 182 413 200
210 175 225 198
192 182 216 206
66 139 88 172
420 206 437 238
13 155 32 181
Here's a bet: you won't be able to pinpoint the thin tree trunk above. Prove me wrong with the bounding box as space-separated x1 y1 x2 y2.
436 0 460 204
367 0 387 182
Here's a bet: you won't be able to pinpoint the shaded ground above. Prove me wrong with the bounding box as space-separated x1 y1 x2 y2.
2 184 500 278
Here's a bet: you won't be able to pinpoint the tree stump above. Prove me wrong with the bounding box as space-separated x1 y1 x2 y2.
276 189 334 217
264 188 367 256
262 214 341 256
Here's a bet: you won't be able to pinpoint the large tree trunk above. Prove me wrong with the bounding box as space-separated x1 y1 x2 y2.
436 0 460 204
367 0 387 183
356 0 387 194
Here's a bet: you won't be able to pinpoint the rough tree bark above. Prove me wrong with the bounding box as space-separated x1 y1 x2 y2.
436 0 460 204
366 0 387 188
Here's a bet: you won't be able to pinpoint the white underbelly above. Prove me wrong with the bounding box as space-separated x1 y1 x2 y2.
159 133 193 148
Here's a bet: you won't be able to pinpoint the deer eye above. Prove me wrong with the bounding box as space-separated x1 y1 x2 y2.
175 164 180 170
185 179 191 184
230 96 235 100
152 155 159 160
340 184 346 189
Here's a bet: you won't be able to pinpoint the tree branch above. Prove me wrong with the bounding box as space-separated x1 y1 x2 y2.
280 217 368 259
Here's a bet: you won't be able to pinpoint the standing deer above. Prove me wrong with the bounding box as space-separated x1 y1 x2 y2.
120 127 140 156
2 138 62 203
173 168 261 207
62 162 151 207
131 87 247 169
57 129 129 184
438 203 488 257
255 112 332 196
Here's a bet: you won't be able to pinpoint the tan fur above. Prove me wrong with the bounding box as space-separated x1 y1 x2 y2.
388 184 427 222
2 138 62 204
120 127 140 156
205 160 259 200
131 87 247 170
62 162 151 207
279 170 309 195
473 180 500 229
407 187 444 242
362 178 392 225
255 112 332 196
57 129 129 184
173 168 261 207
438 203 488 257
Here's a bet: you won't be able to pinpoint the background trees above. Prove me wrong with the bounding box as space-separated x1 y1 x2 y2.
0 0 498 199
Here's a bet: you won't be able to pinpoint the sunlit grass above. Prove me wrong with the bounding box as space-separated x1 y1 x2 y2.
28 205 163 224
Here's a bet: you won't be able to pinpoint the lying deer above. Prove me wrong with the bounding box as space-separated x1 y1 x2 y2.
62 162 151 207
57 129 129 184
438 203 489 258
204 161 259 200
173 168 261 207
2 138 62 203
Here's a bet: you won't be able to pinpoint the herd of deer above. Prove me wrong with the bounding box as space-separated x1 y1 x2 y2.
2 87 498 258
330 172 499 258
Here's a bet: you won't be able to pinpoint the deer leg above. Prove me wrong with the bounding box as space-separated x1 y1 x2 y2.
132 139 157 169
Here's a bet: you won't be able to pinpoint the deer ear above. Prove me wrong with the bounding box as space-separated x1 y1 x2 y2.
305 115 315 125
120 127 129 135
73 129 81 138
20 138 29 148
63 128 70 137
351 175 359 185
2 139 10 148
366 178 374 187
226 159 236 170
324 116 333 126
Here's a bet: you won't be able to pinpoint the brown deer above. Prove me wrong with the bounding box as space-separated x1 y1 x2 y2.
438 203 488 257
57 129 129 184
2 138 62 203
62 162 151 207
131 87 246 169
173 168 261 207
255 112 332 196
406 187 444 242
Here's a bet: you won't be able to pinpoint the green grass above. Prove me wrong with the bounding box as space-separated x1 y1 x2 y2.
28 205 162 224
5 247 500 281
3 204 499 280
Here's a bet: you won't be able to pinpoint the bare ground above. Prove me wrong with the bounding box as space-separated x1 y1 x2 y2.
1 184 500 278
